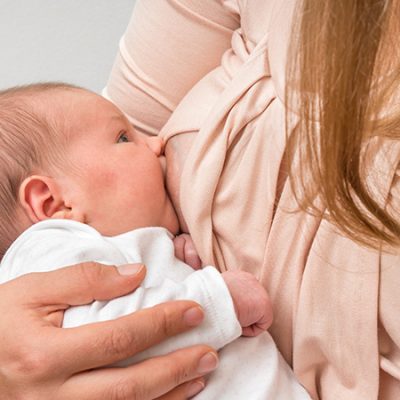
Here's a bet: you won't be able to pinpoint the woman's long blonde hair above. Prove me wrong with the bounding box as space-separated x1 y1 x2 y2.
286 0 400 249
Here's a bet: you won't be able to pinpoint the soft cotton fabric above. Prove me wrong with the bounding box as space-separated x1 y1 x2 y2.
104 0 400 398
0 220 310 399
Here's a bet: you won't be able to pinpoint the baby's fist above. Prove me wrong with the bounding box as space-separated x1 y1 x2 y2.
222 270 273 337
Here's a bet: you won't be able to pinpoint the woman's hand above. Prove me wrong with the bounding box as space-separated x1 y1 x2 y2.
0 262 218 399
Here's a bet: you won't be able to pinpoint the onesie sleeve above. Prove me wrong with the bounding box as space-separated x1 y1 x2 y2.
65 266 242 364
104 0 239 135
0 221 241 362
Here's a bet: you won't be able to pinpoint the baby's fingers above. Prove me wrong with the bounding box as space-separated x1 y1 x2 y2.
174 234 202 270
242 306 273 336
184 243 202 270
242 324 267 337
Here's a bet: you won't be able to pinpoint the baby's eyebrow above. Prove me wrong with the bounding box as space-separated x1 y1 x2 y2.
105 115 126 129
109 115 125 123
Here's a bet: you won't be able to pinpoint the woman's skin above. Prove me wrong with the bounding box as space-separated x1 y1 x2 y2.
164 133 196 233
0 262 219 400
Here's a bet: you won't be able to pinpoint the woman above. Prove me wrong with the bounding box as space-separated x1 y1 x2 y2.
2 0 398 398
104 0 399 398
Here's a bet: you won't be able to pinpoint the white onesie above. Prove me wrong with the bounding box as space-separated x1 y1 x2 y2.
0 220 310 399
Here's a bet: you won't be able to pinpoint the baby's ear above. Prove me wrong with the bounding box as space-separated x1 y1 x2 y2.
19 175 66 223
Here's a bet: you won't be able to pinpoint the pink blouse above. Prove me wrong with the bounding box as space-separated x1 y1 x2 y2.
105 1 400 398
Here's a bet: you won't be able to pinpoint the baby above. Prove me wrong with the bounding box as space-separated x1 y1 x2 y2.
0 83 310 399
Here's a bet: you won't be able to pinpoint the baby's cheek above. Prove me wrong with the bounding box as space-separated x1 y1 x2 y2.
84 169 121 201
104 171 116 186
98 169 118 187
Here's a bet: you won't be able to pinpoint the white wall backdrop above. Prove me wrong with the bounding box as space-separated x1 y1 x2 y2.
0 0 136 92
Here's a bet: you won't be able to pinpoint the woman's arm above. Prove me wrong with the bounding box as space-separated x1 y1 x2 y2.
0 263 217 399
104 0 239 135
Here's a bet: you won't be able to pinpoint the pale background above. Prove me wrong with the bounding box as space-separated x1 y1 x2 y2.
0 0 136 93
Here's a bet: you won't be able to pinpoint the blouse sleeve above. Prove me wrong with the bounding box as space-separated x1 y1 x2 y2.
104 0 239 135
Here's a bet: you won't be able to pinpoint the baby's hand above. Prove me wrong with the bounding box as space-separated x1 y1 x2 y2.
173 233 202 270
222 270 273 337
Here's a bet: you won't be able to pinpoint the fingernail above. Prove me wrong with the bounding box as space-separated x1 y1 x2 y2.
186 380 205 398
197 352 218 374
183 306 204 326
118 264 144 276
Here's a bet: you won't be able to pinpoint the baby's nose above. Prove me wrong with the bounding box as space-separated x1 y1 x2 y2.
146 136 164 156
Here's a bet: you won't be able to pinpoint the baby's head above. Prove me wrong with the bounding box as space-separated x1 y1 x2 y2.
0 83 179 258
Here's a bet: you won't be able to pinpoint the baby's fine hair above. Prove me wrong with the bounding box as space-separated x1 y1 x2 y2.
0 82 79 258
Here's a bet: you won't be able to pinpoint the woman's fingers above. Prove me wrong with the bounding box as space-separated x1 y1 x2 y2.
59 346 217 400
0 267 212 399
53 301 205 373
17 262 146 307
156 378 205 400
